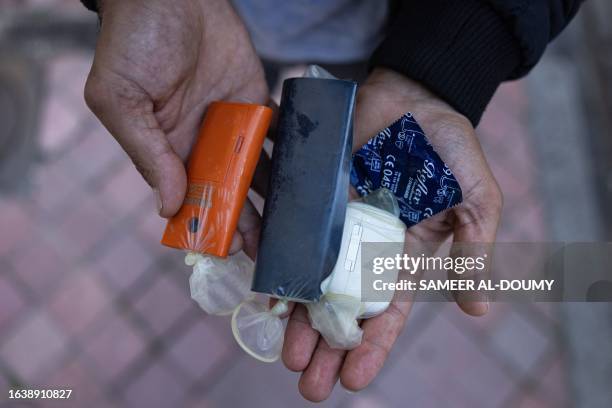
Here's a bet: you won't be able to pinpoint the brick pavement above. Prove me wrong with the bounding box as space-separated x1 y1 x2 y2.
0 2 569 407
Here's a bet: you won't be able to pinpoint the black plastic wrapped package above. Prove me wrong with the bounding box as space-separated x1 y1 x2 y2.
252 77 358 301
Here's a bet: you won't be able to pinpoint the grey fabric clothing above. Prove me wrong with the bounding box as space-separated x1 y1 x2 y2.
231 0 388 63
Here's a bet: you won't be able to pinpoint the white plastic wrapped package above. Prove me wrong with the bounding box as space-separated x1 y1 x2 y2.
308 189 406 349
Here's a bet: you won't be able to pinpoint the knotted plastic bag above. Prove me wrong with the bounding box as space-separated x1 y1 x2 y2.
187 251 255 316
306 294 363 349
231 299 288 362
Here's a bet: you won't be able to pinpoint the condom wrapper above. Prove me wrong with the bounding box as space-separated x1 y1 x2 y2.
351 113 463 227
161 101 272 257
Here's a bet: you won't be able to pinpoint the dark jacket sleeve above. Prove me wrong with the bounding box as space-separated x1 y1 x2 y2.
80 0 98 13
370 0 585 125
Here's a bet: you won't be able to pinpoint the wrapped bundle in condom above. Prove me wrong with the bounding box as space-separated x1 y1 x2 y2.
161 101 272 315
307 188 406 349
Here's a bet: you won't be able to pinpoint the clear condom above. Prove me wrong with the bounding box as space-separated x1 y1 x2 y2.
306 294 363 349
231 299 288 362
187 251 255 316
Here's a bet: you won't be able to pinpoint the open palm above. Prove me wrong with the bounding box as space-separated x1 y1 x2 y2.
281 68 503 401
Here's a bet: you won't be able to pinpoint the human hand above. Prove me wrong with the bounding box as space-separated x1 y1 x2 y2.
84 0 268 252
281 68 503 401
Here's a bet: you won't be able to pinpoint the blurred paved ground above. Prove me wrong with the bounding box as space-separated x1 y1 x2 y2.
0 1 601 407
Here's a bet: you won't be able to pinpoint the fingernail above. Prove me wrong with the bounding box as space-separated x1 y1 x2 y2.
153 189 162 214
341 384 357 394
228 232 243 254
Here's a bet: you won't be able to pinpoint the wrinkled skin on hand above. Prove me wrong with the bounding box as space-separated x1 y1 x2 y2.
84 0 268 258
281 68 503 402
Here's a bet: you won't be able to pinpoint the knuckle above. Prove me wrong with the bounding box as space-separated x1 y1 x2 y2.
453 113 473 131
130 155 156 188
475 175 504 217
126 140 174 188
456 179 503 227
364 335 392 358
386 301 408 323
435 111 473 136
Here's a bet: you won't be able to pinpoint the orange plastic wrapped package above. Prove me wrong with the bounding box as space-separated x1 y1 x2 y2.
161 101 272 257
161 101 272 315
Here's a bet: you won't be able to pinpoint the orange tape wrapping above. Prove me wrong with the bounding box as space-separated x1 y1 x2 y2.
161 101 272 257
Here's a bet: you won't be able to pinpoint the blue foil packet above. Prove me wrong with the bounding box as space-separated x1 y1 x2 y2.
351 113 462 228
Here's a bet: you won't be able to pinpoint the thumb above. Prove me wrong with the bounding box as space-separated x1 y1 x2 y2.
84 73 186 217
229 198 261 261
450 186 503 316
